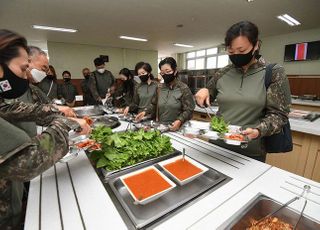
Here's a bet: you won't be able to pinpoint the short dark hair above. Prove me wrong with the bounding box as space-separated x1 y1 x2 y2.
134 61 154 79
62 70 71 77
119 68 133 79
94 57 104 66
159 57 177 70
225 21 259 47
0 29 28 65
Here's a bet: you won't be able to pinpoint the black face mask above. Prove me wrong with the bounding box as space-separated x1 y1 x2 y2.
229 48 255 67
139 74 149 83
47 75 54 80
162 73 175 84
84 75 90 80
0 64 29 99
63 78 71 83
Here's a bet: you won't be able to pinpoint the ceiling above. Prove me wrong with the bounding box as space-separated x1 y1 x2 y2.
1 0 320 56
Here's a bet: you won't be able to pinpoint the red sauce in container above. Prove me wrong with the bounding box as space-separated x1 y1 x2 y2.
164 158 202 181
123 168 171 200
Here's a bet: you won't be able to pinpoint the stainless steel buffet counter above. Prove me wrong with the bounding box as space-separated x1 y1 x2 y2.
25 120 320 230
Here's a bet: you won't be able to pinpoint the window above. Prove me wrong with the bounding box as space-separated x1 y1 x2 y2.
195 58 205 70
196 50 205 57
217 55 229 68
206 48 218 55
206 57 217 69
187 59 195 69
185 46 229 70
187 52 195 59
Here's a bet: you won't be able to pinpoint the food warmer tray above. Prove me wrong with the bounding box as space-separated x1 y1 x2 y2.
221 194 320 230
106 154 230 229
73 105 105 117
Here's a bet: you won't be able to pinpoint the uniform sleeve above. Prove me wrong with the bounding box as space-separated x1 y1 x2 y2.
88 74 100 101
255 66 291 137
110 72 115 86
0 101 62 126
129 84 140 113
176 85 196 123
57 84 63 99
30 85 51 104
0 117 80 181
146 90 157 119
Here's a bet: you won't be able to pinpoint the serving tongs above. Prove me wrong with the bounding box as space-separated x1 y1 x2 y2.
253 185 311 229
200 106 213 119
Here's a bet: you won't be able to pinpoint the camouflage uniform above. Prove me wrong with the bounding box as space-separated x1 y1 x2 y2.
81 78 95 105
147 79 195 124
0 88 80 228
0 99 62 126
206 59 291 157
111 84 134 108
89 70 115 102
129 81 158 113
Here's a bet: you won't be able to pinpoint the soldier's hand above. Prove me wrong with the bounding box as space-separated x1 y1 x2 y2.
242 128 260 140
135 111 146 122
170 120 182 131
56 105 76 117
70 118 92 135
123 106 129 116
195 88 210 107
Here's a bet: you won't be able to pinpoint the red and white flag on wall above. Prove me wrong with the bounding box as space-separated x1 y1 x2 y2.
295 43 308 61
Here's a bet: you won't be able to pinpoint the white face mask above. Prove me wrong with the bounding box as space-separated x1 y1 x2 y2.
30 69 46 83
97 68 105 74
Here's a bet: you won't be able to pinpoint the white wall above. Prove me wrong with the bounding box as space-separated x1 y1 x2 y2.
47 41 158 79
261 27 320 75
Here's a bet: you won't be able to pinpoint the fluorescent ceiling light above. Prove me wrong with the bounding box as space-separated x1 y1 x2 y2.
277 14 301 26
32 25 77 33
119 36 147 42
174 43 194 48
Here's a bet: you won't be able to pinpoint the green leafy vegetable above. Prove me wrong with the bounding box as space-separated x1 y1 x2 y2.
89 126 173 171
210 116 229 134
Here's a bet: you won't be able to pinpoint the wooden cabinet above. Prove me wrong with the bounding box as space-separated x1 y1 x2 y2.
292 104 320 112
266 131 320 182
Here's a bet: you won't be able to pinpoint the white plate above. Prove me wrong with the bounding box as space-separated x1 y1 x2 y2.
120 166 176 205
223 133 247 146
59 147 79 163
158 156 209 186
184 127 201 135
227 125 242 133
202 130 219 140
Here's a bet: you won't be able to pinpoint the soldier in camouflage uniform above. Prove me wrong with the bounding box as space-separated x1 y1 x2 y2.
0 29 90 229
195 21 291 161
136 57 195 131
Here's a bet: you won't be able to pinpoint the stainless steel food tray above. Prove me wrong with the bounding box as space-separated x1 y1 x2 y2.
221 194 320 230
73 106 104 117
107 155 229 229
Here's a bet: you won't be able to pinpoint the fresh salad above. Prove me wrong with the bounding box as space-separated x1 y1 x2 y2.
89 126 173 171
